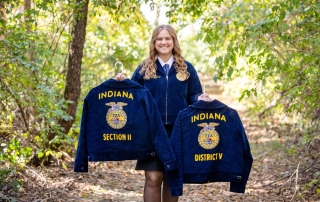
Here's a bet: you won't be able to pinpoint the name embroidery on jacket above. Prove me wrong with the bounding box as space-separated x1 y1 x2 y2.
106 102 128 129
194 153 223 161
197 122 220 150
98 91 134 100
191 113 226 123
103 133 132 141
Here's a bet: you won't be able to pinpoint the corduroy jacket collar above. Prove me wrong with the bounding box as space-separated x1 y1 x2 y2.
190 100 226 109
101 78 141 88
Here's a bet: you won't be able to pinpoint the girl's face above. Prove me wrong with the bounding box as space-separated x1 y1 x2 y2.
155 29 174 58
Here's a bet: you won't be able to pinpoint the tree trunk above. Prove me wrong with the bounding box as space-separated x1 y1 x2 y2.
24 0 31 13
0 1 6 27
48 0 89 142
153 0 161 27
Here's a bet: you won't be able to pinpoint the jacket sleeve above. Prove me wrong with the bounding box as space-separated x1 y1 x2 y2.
230 112 253 193
186 62 202 104
131 66 144 86
166 113 184 196
74 98 89 172
142 89 178 171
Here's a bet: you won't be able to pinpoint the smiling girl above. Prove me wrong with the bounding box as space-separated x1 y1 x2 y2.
131 24 206 202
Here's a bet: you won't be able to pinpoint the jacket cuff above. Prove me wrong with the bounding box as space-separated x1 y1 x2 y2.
169 187 183 196
74 161 88 172
230 182 246 193
163 160 178 171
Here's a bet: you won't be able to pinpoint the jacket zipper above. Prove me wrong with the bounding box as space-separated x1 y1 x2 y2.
166 75 168 124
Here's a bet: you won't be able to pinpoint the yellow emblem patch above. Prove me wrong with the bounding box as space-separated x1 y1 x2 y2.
176 72 187 81
105 102 128 129
197 122 220 150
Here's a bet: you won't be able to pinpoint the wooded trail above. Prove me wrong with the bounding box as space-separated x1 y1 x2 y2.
1 79 319 202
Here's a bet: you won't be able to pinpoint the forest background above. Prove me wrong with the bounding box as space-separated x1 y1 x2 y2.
0 0 319 201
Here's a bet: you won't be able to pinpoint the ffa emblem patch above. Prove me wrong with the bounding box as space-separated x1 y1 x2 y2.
197 122 220 150
105 102 128 129
176 72 187 81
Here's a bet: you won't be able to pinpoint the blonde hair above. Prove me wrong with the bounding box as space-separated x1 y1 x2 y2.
139 24 190 80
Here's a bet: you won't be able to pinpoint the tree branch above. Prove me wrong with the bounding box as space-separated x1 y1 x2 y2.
261 159 320 187
0 76 29 131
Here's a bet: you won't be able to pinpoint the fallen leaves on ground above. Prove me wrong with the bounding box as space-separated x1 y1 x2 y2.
2 128 319 202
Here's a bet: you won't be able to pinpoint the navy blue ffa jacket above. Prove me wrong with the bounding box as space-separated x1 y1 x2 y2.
131 60 203 125
167 100 253 196
74 79 178 172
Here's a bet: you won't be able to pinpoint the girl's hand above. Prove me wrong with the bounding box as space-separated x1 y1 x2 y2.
198 93 213 102
114 73 127 81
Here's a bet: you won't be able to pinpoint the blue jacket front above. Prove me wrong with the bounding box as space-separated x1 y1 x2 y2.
167 100 253 196
74 79 178 172
131 60 203 125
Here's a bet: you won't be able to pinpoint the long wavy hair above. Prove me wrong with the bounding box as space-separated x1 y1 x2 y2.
139 24 190 80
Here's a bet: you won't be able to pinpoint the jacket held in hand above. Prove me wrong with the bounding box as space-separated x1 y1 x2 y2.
74 79 177 172
167 100 253 196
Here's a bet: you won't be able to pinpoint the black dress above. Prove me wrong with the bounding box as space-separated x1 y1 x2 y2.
135 125 174 172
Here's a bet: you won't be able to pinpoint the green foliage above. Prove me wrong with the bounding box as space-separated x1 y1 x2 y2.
1 0 81 167
1 0 151 168
165 0 211 27
302 171 320 195
0 166 22 192
92 0 144 23
0 138 32 167
0 138 27 195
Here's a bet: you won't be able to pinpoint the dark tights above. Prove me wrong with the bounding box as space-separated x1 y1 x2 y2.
143 170 178 202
